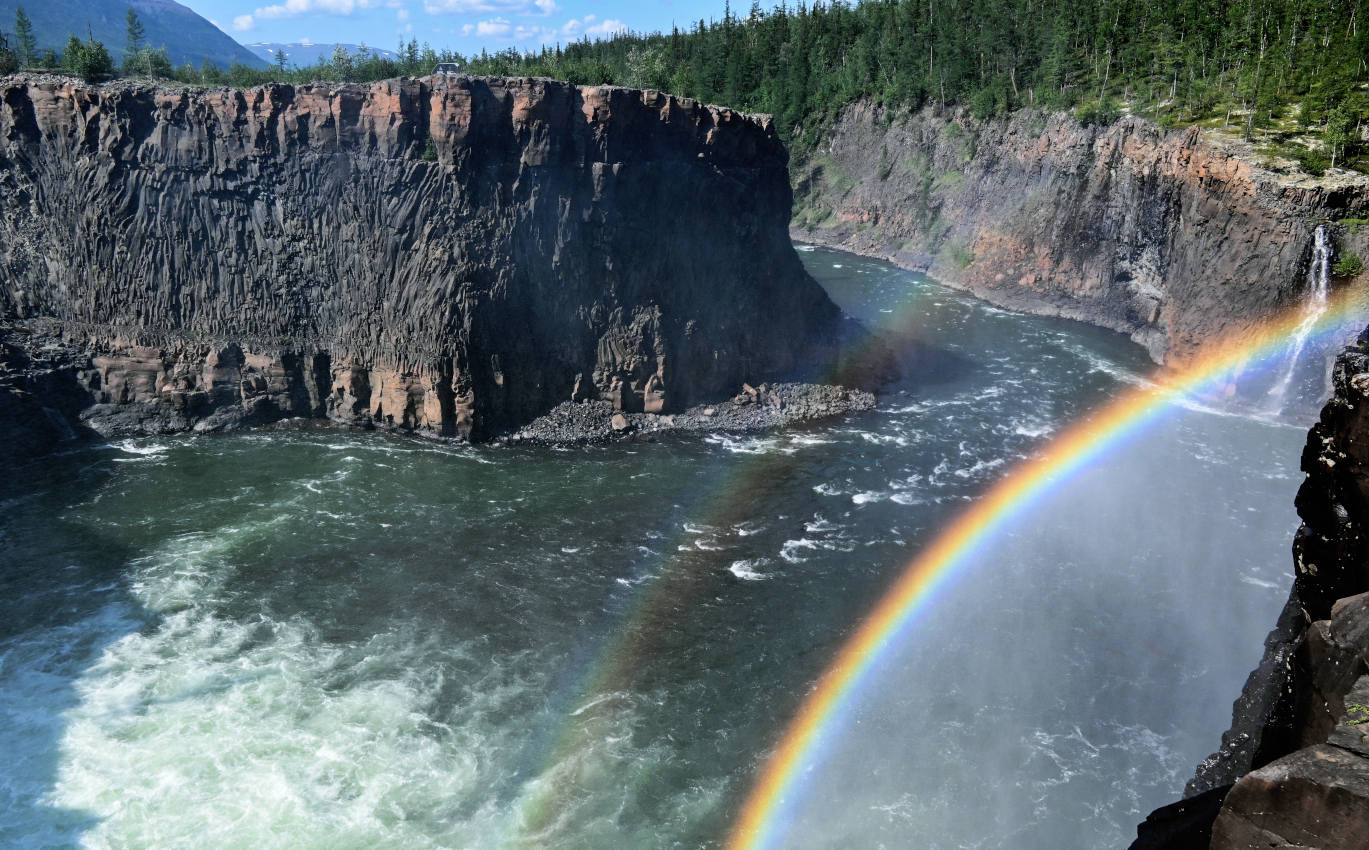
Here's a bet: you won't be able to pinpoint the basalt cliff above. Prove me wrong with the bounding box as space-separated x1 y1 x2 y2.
0 74 853 457
792 101 1369 366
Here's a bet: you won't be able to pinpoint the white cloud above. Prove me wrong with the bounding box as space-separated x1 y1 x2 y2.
397 8 410 20
425 0 555 16
559 14 622 38
585 17 624 36
252 0 382 22
476 16 512 36
233 13 255 30
514 24 555 40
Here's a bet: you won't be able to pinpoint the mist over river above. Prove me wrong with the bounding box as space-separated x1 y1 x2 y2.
0 247 1319 848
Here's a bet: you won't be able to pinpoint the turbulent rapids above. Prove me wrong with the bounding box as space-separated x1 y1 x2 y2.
0 248 1345 849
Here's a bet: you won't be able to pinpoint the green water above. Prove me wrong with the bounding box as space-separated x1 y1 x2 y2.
0 248 1314 848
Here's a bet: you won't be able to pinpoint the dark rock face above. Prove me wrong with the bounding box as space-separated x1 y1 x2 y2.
1132 329 1369 849
792 101 1369 367
0 74 846 447
1130 785 1232 850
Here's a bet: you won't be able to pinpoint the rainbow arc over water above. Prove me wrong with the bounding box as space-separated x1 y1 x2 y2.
725 290 1367 850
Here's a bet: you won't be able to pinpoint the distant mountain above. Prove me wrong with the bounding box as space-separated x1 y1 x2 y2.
0 0 268 70
246 42 400 68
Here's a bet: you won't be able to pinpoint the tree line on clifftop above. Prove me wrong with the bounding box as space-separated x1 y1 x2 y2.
1 0 1366 173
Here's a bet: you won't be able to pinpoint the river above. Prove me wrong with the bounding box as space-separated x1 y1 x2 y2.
0 247 1316 848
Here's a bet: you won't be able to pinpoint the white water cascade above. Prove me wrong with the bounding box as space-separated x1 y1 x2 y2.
1264 224 1332 414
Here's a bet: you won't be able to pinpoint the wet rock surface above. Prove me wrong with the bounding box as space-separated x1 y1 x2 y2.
793 102 1369 367
0 73 853 451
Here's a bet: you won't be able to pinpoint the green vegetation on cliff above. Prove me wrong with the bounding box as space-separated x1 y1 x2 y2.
9 0 1368 169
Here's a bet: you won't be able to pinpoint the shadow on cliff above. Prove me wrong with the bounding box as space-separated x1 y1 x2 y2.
0 448 154 843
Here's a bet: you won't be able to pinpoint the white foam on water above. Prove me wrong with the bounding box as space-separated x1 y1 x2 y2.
728 559 771 581
732 521 764 537
1012 419 1055 438
1239 574 1282 590
112 440 169 457
702 434 781 455
953 458 1006 479
804 517 840 534
37 542 550 850
780 538 819 563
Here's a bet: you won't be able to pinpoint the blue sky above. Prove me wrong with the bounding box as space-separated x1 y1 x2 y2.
182 0 734 54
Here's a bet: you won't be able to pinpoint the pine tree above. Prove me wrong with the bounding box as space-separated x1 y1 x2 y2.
14 5 35 68
1326 106 1352 170
125 7 146 75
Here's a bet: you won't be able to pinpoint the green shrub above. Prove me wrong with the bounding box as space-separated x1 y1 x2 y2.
1076 98 1121 127
1333 251 1364 278
947 242 974 268
0 34 17 75
63 36 114 83
421 138 438 161
123 46 173 78
1293 147 1330 177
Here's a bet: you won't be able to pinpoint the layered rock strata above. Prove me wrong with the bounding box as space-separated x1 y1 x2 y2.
792 101 1369 366
0 73 850 449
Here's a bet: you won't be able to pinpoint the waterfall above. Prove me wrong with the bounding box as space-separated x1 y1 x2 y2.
1264 225 1332 414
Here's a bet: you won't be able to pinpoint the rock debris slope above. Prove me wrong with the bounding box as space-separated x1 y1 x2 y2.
0 74 852 449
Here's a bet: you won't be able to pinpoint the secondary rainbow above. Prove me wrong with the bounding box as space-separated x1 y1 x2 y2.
725 292 1366 850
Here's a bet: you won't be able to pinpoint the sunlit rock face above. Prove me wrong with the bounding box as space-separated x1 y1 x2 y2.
791 101 1369 368
0 74 842 442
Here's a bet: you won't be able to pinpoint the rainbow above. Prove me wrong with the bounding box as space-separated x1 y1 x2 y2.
725 290 1367 850
501 262 952 846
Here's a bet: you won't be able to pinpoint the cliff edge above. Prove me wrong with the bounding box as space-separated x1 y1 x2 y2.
0 73 852 453
792 102 1369 367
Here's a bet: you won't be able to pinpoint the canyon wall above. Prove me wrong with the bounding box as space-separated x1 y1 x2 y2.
0 73 847 450
792 101 1369 366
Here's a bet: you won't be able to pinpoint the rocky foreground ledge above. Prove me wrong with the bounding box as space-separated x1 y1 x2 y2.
0 73 873 455
1132 328 1369 849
